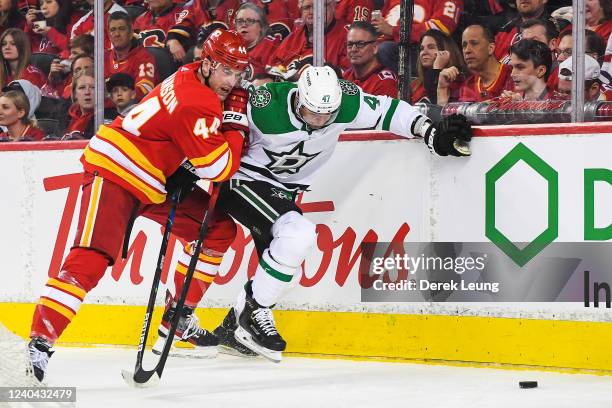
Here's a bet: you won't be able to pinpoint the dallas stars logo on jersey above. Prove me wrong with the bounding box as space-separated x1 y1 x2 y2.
263 141 320 175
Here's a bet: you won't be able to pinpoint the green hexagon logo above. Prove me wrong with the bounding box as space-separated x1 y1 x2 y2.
485 143 558 267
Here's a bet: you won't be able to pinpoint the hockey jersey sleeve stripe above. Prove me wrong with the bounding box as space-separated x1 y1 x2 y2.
80 175 103 247
46 278 87 299
97 126 166 183
83 148 166 204
428 19 451 34
39 297 76 320
382 99 400 131
190 142 229 167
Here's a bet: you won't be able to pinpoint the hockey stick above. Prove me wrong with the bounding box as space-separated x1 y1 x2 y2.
120 187 181 388
122 184 222 387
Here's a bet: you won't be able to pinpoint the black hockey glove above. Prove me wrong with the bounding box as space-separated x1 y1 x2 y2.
424 114 473 157
165 160 200 202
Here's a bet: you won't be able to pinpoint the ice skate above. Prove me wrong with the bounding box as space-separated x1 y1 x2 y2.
234 282 286 363
28 337 53 382
213 308 258 358
153 304 218 359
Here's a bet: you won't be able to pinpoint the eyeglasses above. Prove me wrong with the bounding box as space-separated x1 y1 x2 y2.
234 18 260 27
557 48 572 57
346 40 376 50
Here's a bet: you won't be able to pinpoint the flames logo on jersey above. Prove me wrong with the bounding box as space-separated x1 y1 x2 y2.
138 29 167 48
250 89 272 108
339 79 359 95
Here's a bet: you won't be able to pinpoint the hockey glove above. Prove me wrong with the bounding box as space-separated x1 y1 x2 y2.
221 87 249 135
423 114 473 157
165 160 199 202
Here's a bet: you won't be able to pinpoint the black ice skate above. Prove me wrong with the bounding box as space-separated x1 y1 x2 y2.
153 303 218 359
213 308 258 358
234 281 286 363
28 337 53 382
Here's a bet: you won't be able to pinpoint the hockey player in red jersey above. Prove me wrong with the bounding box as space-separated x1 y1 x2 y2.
27 29 251 382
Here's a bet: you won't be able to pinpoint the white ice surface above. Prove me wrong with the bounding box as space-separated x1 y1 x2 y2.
39 347 612 408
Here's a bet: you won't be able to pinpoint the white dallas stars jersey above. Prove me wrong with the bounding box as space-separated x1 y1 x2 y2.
235 80 427 191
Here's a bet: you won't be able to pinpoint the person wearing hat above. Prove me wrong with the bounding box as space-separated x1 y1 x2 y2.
0 89 45 141
106 72 136 117
556 54 612 101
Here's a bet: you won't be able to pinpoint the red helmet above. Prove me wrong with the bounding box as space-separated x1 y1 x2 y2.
201 29 249 71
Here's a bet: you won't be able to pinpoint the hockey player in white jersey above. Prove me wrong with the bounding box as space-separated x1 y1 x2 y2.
174 66 472 361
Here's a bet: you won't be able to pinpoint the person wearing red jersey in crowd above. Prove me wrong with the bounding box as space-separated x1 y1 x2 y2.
27 29 251 382
251 0 300 40
61 68 94 139
133 0 191 61
105 12 159 99
69 0 125 53
342 21 397 98
501 39 553 101
25 0 82 55
267 0 349 81
413 29 465 104
336 0 374 23
233 2 279 81
438 24 514 105
0 28 46 89
371 0 463 72
494 0 550 62
586 0 612 43
0 88 44 141
0 0 25 38
43 33 92 99
556 54 612 101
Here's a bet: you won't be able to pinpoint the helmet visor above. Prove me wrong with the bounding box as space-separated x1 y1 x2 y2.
299 105 338 129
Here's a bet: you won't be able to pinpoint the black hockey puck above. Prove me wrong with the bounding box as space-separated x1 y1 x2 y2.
519 381 538 389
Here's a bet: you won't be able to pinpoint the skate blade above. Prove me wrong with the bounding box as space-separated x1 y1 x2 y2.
121 369 160 388
234 326 282 363
152 345 218 359
218 344 260 358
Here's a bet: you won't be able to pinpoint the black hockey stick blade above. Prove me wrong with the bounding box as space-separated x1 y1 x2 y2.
121 369 160 388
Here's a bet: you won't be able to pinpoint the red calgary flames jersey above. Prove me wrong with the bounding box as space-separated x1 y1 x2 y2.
105 45 159 99
268 20 350 74
336 0 374 23
382 0 463 43
82 62 242 204
343 64 398 98
246 36 280 80
133 5 190 47
457 63 514 102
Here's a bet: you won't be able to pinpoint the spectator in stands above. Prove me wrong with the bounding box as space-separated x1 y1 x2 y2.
233 3 279 82
250 0 300 41
70 0 125 52
105 11 158 99
413 29 464 104
520 18 559 52
61 67 93 139
556 54 611 101
502 39 552 100
586 0 612 42
0 0 25 37
0 28 46 89
342 21 397 98
43 33 92 97
133 0 191 62
371 0 463 71
3 78 41 118
556 28 572 63
438 24 514 105
267 0 349 80
495 0 551 63
0 89 44 141
25 0 81 55
550 29 606 90
106 72 136 117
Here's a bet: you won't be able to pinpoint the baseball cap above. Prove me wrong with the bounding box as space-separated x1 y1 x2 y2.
558 55 611 85
106 73 135 93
